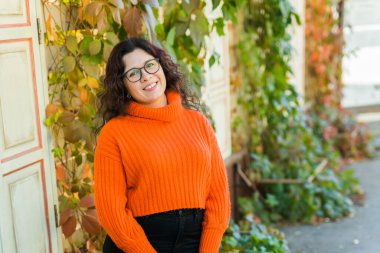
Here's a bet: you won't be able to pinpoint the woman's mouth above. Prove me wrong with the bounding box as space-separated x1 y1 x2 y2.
143 82 158 91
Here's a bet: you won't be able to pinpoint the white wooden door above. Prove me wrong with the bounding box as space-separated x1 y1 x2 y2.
204 30 232 159
289 0 305 100
0 0 60 252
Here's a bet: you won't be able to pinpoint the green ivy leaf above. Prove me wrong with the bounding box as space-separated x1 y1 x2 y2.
86 153 94 163
225 236 239 247
209 54 215 67
89 39 101 55
79 36 93 54
290 11 301 25
212 0 221 10
155 23 165 40
166 27 176 46
221 2 238 23
75 155 83 166
177 8 188 22
82 63 99 79
103 43 113 61
65 36 77 55
189 10 209 47
163 43 177 61
265 194 279 208
62 56 76 73
52 147 65 158
279 1 291 18
45 116 54 127
104 32 119 45
213 17 225 36
182 0 200 14
78 104 95 123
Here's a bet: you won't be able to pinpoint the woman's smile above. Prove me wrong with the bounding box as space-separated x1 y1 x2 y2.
143 81 159 91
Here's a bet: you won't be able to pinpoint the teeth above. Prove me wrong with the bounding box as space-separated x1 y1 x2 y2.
145 82 157 90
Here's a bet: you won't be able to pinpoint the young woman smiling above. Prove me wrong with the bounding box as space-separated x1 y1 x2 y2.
94 37 231 253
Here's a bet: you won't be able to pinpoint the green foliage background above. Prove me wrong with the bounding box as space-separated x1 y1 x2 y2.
231 0 361 225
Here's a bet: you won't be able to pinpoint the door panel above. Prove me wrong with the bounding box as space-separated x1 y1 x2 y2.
3 161 48 253
0 0 30 27
0 0 60 252
0 39 41 162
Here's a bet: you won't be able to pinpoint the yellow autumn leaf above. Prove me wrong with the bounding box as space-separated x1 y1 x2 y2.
78 78 87 88
79 87 89 104
46 14 58 42
87 76 99 89
78 0 91 21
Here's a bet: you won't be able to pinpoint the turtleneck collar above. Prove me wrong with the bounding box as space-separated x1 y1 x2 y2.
125 89 183 122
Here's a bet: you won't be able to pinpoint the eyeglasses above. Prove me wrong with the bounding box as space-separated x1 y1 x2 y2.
122 58 161 83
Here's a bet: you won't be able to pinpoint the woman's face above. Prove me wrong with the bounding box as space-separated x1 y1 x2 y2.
122 48 167 108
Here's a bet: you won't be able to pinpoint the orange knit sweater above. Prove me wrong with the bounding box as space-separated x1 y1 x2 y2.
94 90 231 253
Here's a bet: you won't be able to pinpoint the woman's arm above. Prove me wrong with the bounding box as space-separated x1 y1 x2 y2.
199 116 231 253
94 126 156 253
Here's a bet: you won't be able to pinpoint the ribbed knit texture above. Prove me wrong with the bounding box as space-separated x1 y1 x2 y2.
94 90 231 253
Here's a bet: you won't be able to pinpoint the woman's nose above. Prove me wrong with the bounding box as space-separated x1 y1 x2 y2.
140 69 152 82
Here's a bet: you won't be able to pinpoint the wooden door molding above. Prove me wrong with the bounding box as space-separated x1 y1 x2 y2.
0 0 61 252
0 0 31 28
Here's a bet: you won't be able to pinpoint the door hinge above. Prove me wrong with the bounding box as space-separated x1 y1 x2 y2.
36 18 42 45
54 204 59 227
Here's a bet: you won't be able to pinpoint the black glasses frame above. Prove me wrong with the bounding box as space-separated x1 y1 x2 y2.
122 58 160 83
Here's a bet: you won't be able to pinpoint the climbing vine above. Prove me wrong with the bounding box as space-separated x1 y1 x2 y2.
221 219 290 253
230 0 361 224
305 0 374 160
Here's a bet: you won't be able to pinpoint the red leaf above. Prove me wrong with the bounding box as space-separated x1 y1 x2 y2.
55 163 66 182
59 208 74 226
81 162 93 179
82 211 101 234
97 8 108 34
85 2 103 17
86 208 98 218
122 7 144 36
61 214 77 238
79 195 95 208
46 104 58 117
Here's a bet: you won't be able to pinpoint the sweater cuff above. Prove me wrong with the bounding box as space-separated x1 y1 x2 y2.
122 236 157 253
199 227 225 253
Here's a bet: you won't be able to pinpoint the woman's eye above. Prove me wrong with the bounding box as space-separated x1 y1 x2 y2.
146 63 154 68
128 69 138 77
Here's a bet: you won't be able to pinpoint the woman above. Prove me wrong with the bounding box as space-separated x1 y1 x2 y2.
94 37 230 253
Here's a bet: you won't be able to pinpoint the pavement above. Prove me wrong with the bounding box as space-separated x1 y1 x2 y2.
280 154 380 253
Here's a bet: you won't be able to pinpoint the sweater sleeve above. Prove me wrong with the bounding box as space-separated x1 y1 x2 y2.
94 126 156 253
199 117 231 253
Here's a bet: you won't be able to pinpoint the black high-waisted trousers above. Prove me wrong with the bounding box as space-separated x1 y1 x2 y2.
103 208 205 253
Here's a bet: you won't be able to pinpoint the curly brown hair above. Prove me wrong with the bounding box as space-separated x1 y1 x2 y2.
97 37 199 131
